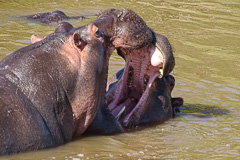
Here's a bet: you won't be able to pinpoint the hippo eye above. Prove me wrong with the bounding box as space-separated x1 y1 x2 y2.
95 29 103 38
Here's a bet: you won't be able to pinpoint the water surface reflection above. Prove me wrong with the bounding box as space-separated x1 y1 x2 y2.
0 0 239 159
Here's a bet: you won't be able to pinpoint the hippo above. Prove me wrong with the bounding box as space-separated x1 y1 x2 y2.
30 8 183 133
0 23 111 155
88 33 183 130
26 10 86 25
0 8 158 155
31 9 153 50
30 22 75 43
88 8 183 129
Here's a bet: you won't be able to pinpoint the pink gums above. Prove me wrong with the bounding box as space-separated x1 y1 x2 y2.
107 44 161 126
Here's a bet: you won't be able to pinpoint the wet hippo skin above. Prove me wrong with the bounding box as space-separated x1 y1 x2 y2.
105 32 183 128
107 69 183 127
30 8 183 133
0 23 108 155
26 10 86 24
0 8 158 154
30 8 156 134
89 8 183 129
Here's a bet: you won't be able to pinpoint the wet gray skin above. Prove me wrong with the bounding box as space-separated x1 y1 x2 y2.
0 23 111 155
107 71 183 127
0 8 157 154
26 10 86 24
93 8 153 50
88 9 183 131
29 8 183 133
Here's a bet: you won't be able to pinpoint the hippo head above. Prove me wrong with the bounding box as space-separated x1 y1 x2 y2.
93 8 153 50
30 23 108 136
106 32 179 127
61 24 108 136
91 9 180 127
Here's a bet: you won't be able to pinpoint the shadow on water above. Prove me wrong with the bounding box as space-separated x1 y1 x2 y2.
179 103 229 116
119 103 230 133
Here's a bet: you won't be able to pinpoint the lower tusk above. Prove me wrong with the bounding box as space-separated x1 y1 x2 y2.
149 45 164 68
160 68 163 75
116 106 126 121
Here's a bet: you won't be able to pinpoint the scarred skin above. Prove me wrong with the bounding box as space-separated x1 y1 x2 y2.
26 10 86 24
0 23 109 155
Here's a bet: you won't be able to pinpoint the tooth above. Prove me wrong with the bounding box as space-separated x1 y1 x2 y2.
150 45 164 67
160 68 163 75
148 83 152 88
116 106 126 121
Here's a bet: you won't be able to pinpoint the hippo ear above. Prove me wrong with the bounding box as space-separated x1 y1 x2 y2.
73 33 86 51
88 23 103 38
31 35 45 44
55 22 74 33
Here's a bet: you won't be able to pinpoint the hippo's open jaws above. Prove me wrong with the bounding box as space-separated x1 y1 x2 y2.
30 8 183 131
106 31 177 127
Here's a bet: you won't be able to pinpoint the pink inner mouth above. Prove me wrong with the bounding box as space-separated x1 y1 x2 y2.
106 44 163 127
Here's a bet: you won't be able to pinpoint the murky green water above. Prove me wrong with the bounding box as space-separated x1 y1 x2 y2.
0 0 239 159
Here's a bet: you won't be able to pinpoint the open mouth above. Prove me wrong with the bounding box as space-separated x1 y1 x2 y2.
106 40 169 127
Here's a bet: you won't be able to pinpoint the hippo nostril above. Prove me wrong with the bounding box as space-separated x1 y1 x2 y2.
165 75 175 91
172 97 184 108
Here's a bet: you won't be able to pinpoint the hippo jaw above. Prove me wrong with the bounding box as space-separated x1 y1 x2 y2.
107 33 176 127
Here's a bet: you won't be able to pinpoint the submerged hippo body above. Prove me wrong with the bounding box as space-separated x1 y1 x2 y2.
0 23 110 155
26 10 85 24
